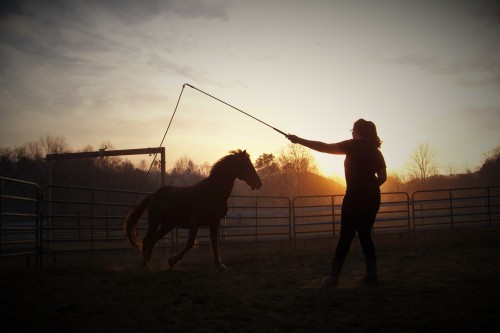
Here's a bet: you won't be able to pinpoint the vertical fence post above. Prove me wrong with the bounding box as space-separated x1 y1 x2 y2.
288 198 292 245
406 194 412 241
39 189 45 267
90 190 94 250
35 186 40 268
160 147 166 187
411 193 417 240
105 211 109 241
487 187 492 228
291 198 294 242
77 212 81 241
0 179 3 255
449 190 454 230
331 195 335 238
288 199 295 243
254 197 258 243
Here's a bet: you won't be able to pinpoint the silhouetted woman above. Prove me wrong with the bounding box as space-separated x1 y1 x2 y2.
288 119 386 286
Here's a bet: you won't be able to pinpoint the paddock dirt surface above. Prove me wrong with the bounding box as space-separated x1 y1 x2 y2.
2 230 500 332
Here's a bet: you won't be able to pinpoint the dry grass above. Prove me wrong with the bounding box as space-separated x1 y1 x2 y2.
2 229 500 332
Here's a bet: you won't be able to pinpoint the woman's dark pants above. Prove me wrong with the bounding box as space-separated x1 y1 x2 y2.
335 189 381 264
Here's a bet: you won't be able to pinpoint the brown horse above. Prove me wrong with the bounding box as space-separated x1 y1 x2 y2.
124 150 262 271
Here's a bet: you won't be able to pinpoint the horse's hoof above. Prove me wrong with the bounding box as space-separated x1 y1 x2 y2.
168 256 177 268
321 275 338 287
142 260 152 271
216 264 227 272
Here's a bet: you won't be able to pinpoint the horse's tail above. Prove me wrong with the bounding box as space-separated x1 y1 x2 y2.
123 193 153 250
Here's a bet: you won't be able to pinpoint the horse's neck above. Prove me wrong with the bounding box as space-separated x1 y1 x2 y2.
206 173 236 199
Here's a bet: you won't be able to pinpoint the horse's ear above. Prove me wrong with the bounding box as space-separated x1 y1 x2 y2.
243 150 246 154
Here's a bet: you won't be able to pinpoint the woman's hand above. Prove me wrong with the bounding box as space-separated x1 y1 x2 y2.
287 134 300 144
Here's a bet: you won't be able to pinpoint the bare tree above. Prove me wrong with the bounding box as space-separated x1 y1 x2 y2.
171 155 201 186
22 141 44 160
39 134 70 155
277 143 318 196
408 142 438 181
173 155 196 174
138 159 148 171
198 162 211 177
255 153 279 179
277 144 317 175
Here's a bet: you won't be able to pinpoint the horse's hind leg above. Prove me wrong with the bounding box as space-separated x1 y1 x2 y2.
168 227 198 268
143 217 172 268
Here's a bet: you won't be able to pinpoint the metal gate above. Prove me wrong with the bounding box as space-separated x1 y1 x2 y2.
0 177 39 267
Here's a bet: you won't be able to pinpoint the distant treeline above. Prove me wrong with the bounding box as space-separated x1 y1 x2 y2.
385 146 500 193
1 135 499 197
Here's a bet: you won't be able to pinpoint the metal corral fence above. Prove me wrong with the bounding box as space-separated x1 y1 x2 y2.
412 187 500 235
1 176 499 267
39 185 153 255
293 195 340 240
0 177 40 267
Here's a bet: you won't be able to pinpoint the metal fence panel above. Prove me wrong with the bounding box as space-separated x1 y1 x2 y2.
375 192 411 236
0 177 40 264
40 185 151 253
412 187 500 234
293 195 341 240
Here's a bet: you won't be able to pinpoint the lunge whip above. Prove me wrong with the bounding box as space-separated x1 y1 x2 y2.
183 83 288 137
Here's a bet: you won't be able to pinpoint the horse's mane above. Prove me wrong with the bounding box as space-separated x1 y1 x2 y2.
209 149 248 177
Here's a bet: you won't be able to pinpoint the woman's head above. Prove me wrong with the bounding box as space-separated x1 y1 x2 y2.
353 118 382 148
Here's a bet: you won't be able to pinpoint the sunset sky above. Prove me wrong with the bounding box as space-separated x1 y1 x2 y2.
1 0 499 178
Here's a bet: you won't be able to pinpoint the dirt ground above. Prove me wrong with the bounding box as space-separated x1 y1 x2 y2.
2 229 500 332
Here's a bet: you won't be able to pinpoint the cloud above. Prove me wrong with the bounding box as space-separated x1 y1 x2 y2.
370 51 500 87
458 106 500 132
147 53 208 82
469 4 500 26
166 0 231 20
0 0 231 21
365 1 500 88
0 0 232 72
0 0 231 125
370 53 460 75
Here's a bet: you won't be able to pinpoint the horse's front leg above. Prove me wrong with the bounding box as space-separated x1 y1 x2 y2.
210 223 226 272
168 227 198 268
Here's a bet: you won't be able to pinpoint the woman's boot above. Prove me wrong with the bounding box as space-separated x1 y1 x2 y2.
364 256 379 286
322 257 344 287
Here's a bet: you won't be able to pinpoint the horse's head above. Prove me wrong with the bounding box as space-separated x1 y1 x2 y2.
232 150 262 190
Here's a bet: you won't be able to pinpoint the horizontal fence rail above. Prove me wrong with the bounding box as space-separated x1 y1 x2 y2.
1 176 499 267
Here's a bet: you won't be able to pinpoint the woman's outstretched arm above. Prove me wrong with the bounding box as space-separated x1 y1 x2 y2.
287 135 341 154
